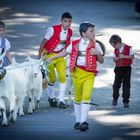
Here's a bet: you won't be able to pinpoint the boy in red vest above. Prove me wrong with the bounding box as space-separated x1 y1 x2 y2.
47 22 104 131
38 12 72 108
109 35 134 108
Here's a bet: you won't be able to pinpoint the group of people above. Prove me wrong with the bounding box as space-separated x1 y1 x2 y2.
0 11 134 131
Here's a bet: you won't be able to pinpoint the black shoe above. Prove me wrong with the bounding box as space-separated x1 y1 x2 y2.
58 102 67 109
80 122 89 131
112 100 117 106
48 98 58 107
74 122 80 130
124 103 129 108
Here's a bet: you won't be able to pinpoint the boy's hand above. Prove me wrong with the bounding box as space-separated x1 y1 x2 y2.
118 54 125 59
113 57 119 61
46 58 53 64
90 48 100 55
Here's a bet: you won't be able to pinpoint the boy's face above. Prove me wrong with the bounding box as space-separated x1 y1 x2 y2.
111 42 121 49
61 18 72 30
0 27 5 36
84 27 95 40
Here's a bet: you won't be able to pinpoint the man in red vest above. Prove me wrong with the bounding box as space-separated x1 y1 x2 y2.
47 22 104 131
38 12 72 108
109 35 134 108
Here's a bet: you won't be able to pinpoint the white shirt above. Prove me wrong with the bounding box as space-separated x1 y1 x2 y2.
44 26 68 51
0 37 11 54
113 43 134 57
66 38 103 66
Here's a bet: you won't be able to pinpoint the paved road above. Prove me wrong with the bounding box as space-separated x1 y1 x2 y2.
0 0 140 140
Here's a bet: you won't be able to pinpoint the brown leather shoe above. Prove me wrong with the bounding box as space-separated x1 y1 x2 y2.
124 103 129 108
112 100 117 106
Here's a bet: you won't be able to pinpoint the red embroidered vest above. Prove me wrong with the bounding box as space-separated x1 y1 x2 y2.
114 44 133 67
44 24 72 54
70 39 97 72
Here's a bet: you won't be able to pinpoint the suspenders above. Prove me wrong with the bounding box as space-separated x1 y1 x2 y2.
0 37 10 67
0 37 6 54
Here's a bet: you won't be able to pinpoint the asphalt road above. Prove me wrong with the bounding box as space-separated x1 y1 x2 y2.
0 0 140 140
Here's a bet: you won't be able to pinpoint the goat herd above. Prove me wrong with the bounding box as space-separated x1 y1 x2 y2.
0 56 52 126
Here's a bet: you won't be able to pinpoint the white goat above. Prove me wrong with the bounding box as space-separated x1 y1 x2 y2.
26 57 43 114
0 64 27 125
15 57 46 114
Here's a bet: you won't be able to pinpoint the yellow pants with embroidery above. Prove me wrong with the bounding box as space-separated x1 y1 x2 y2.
45 53 66 84
71 67 95 103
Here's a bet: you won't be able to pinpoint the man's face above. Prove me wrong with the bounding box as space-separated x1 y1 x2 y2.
61 18 72 30
85 27 95 40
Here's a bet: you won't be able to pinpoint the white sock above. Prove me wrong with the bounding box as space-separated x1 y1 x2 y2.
47 85 55 99
80 103 90 123
59 83 66 103
74 103 81 123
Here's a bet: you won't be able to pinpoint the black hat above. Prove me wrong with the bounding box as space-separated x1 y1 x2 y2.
79 22 95 35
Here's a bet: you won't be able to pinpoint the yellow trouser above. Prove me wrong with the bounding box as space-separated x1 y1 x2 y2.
45 53 66 84
71 67 95 103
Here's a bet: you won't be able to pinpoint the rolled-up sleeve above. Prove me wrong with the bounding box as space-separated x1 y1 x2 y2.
44 27 54 40
96 42 103 55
